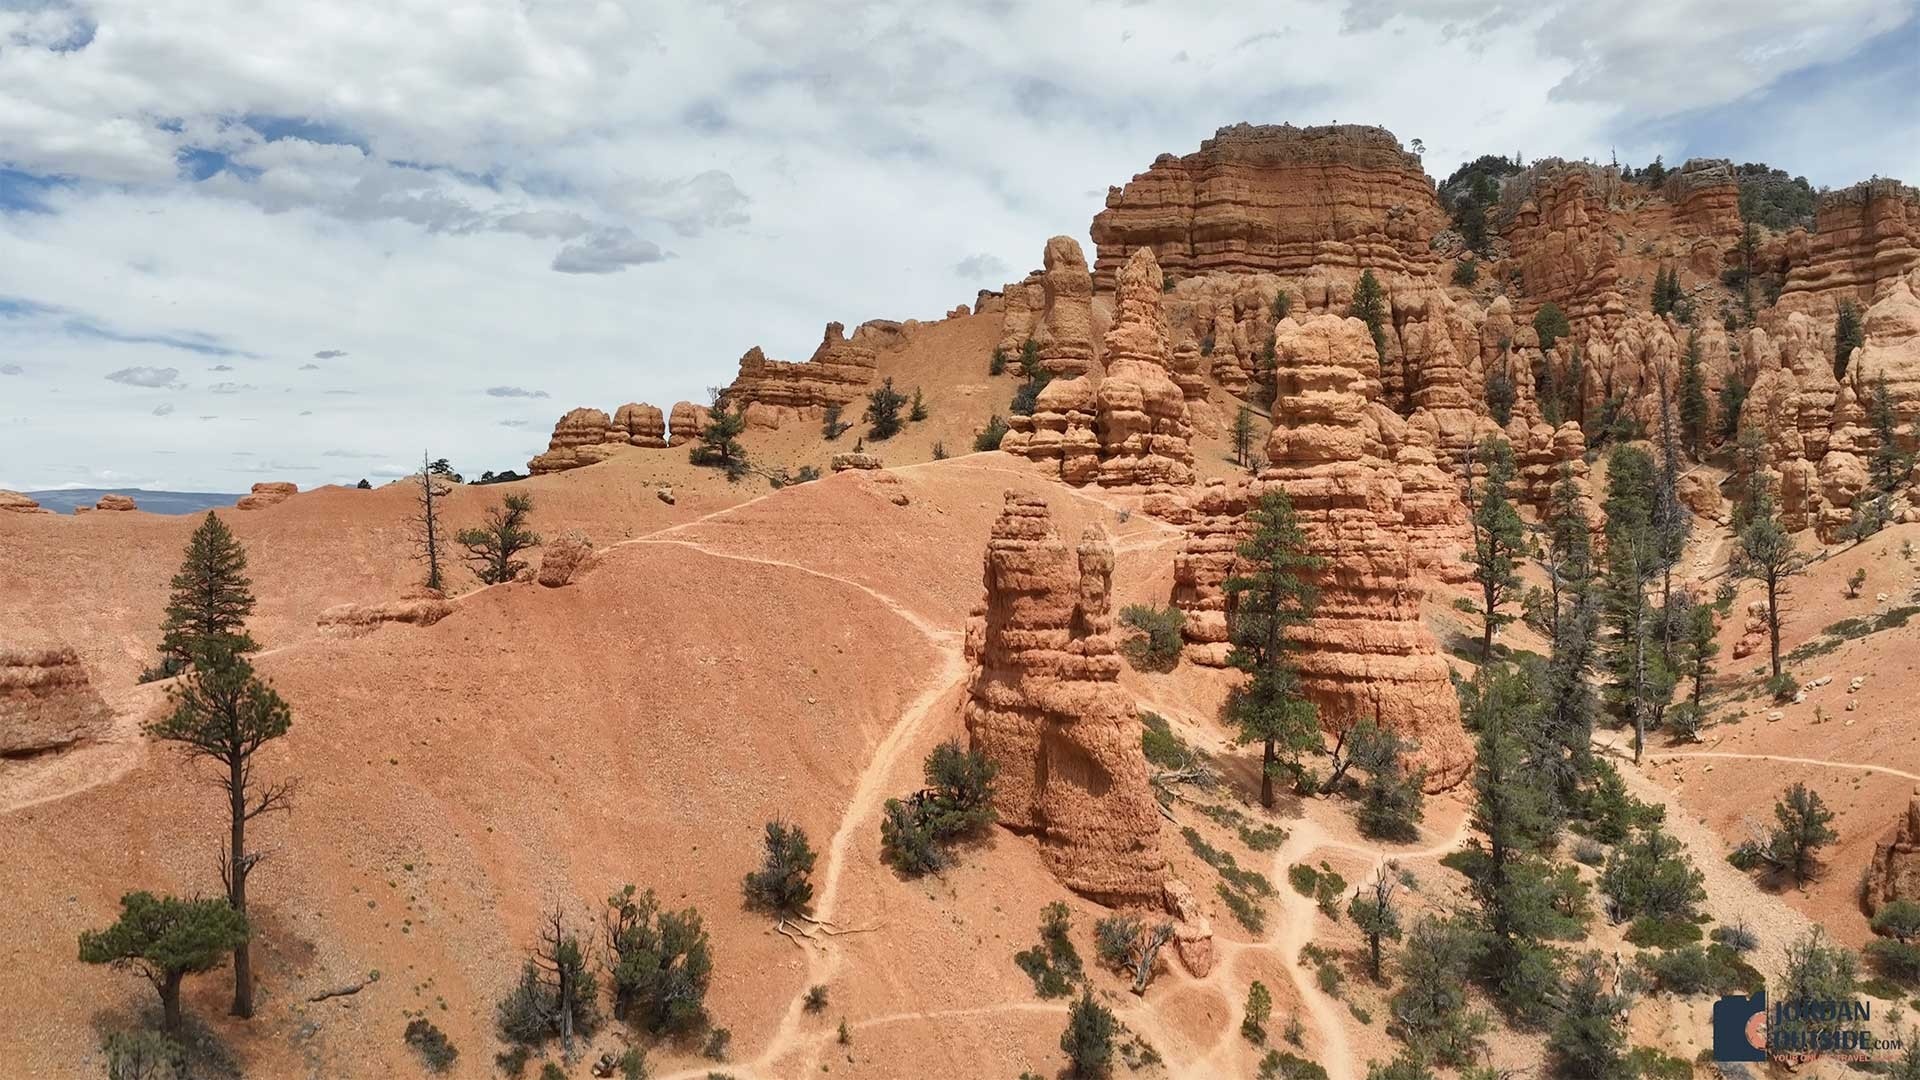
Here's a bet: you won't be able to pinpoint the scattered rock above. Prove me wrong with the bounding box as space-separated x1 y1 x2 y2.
831 453 883 472
316 587 452 632
1850 675 1866 693
656 486 675 505
1767 710 1783 722
536 531 595 588
0 645 113 756
1161 879 1213 977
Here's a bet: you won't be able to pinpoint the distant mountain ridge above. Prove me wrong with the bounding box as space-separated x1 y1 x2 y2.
25 488 243 515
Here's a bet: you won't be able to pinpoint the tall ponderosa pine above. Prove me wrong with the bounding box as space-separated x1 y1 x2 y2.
1231 405 1257 471
1538 464 1600 812
1677 332 1710 459
1733 488 1805 679
1222 490 1325 809
1465 437 1527 660
1600 446 1674 763
79 892 249 1034
1650 382 1693 664
1348 865 1403 981
413 450 450 591
456 492 542 585
146 511 257 682
1463 664 1565 1023
145 640 293 1019
1670 592 1719 741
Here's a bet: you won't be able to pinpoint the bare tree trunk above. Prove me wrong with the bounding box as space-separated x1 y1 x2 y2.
1766 574 1782 679
1261 739 1276 809
162 971 185 1034
229 758 254 1018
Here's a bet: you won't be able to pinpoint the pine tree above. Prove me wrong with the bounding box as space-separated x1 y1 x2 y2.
1651 383 1692 665
1669 594 1719 742
1350 721 1427 841
1600 446 1673 763
1223 491 1325 809
1389 916 1488 1066
456 493 541 585
144 640 293 1018
1870 372 1913 495
1766 782 1837 883
1232 406 1257 471
1835 301 1864 378
1348 269 1389 365
862 378 908 440
1733 488 1806 680
691 397 749 480
908 386 928 422
1348 865 1403 981
1465 437 1527 661
1539 465 1599 813
742 820 816 917
1463 664 1565 1023
1728 423 1770 527
1737 221 1762 320
1677 333 1709 459
79 892 249 1034
1532 303 1569 353
1060 993 1116 1078
1548 952 1632 1080
412 450 449 590
603 886 712 1035
145 512 257 682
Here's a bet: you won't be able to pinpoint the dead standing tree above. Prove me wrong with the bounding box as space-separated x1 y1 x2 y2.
413 450 450 591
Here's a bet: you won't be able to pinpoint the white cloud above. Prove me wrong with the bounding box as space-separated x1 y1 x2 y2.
0 363 21 375
105 365 180 388
486 386 550 399
1 0 1913 488
152 401 173 416
551 228 668 274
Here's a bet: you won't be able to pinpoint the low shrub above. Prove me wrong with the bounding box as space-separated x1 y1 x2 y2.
403 1018 458 1072
1119 604 1185 672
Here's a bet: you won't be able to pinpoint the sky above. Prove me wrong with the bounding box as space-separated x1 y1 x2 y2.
2 0 1916 491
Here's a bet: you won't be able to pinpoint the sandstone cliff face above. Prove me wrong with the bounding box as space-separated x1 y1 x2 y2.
612 403 667 448
1501 161 1629 324
726 322 880 430
963 492 1165 902
998 237 1100 378
528 407 619 475
0 646 112 756
1090 124 1444 289
1170 316 1472 790
1661 159 1743 243
1778 180 1920 319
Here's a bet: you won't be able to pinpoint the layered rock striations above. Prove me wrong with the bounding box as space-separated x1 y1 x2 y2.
963 493 1165 901
998 237 1100 377
235 482 297 510
0 490 50 514
0 646 113 756
1090 124 1444 289
1866 796 1920 917
1169 316 1472 790
1778 180 1920 318
528 407 620 474
1500 161 1629 324
725 322 881 429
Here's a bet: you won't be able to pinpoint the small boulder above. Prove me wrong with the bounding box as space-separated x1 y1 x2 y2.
831 452 883 472
0 490 50 514
95 493 137 511
537 531 595 588
656 486 675 505
236 482 297 510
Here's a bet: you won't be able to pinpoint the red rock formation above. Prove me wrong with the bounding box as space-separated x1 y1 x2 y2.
1001 375 1101 483
1778 180 1920 318
235 482 297 510
528 407 618 474
1500 161 1629 323
1090 124 1444 289
1662 159 1742 242
1169 479 1247 668
0 645 112 756
1094 248 1195 488
1032 237 1099 378
1865 797 1920 917
612 403 667 448
0 490 49 514
94 494 136 511
725 322 880 429
668 401 709 447
1260 314 1471 789
1854 269 1920 427
829 452 883 472
964 492 1165 902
